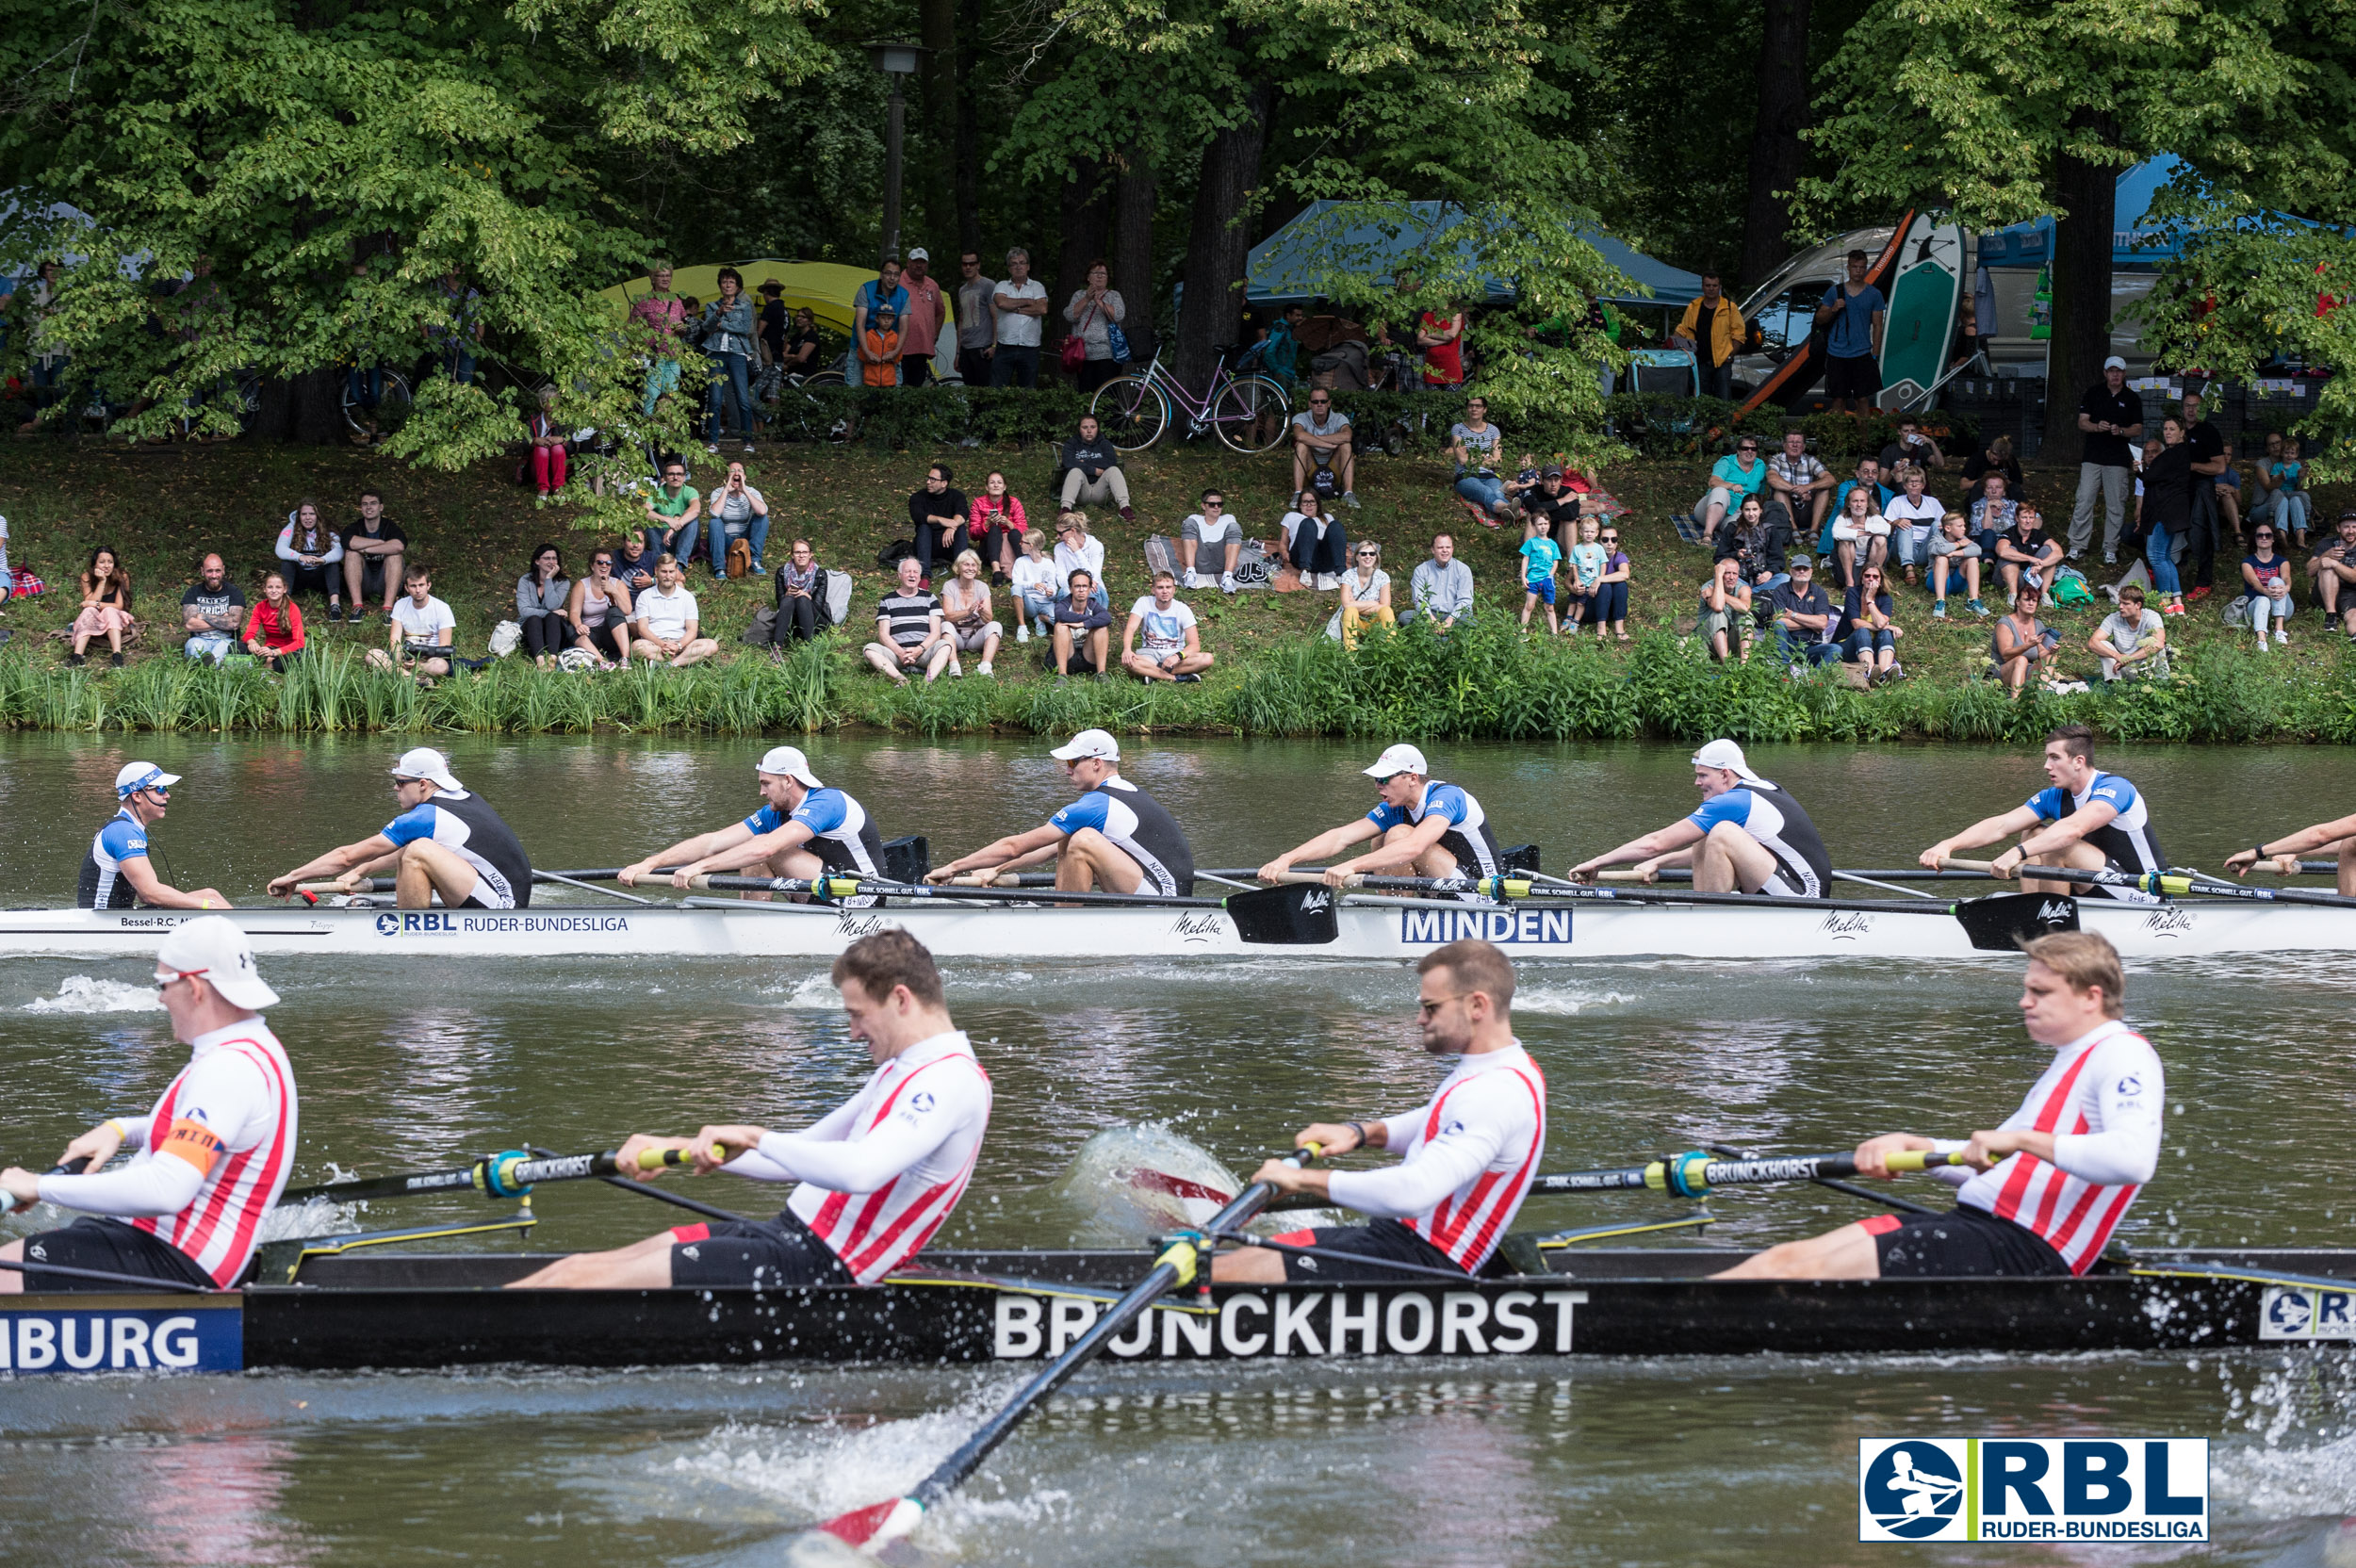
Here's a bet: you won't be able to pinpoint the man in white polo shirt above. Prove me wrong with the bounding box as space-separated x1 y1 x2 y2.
628 554 719 668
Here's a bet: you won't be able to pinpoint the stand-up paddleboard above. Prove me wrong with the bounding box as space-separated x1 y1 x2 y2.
1877 218 1964 412
1738 212 1914 416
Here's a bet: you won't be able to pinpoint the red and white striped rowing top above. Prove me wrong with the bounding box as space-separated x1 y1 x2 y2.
1327 1042 1547 1273
1950 1019 2164 1274
727 1031 991 1283
38 1021 300 1287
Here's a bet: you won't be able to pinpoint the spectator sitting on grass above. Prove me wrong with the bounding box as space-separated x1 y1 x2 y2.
2089 582 2168 682
2306 510 2356 644
181 552 243 664
565 547 632 668
367 564 455 683
705 462 770 577
1765 429 1833 543
1878 416 1946 476
612 531 657 596
645 457 704 571
908 463 970 588
1010 528 1060 643
69 545 134 668
1591 523 1631 643
242 570 305 673
341 490 405 622
2252 435 2309 547
1411 532 1474 631
1050 567 1112 678
1990 580 2057 698
1960 433 2023 509
2241 523 2294 651
1825 456 1893 556
515 542 571 667
1993 505 2063 605
1330 541 1395 648
1929 512 1988 619
1828 483 1889 589
1053 511 1109 612
627 554 718 670
1837 561 1904 684
1518 509 1562 634
275 499 346 621
1715 494 1791 601
1698 555 1752 663
969 470 1026 583
1769 555 1841 666
764 538 827 655
1882 463 1944 585
1057 415 1133 520
1179 488 1243 595
939 548 1002 678
1445 397 1509 529
1121 569 1213 683
1696 434 1766 545
864 555 951 685
1277 489 1349 587
1290 389 1356 508
1968 469 2019 545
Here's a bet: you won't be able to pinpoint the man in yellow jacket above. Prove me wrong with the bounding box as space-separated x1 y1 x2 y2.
1672 272 1747 401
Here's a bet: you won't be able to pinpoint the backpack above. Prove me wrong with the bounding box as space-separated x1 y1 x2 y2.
727 538 752 579
876 540 917 571
2049 566 2095 607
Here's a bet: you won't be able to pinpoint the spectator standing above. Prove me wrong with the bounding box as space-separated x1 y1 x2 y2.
627 555 719 669
2252 436 2309 547
954 252 997 385
1877 416 1947 475
1061 260 1128 394
2182 388 2234 596
1715 494 1792 601
1993 505 2064 604
780 307 823 379
1698 556 1752 662
908 464 971 586
1929 512 1988 619
1670 271 1745 400
2142 417 2199 616
2089 582 2168 681
1696 436 1767 545
2240 524 2294 649
1049 569 1113 677
899 249 945 386
1053 512 1110 611
1412 533 1475 631
1989 581 2056 697
706 462 771 577
859 308 903 387
1837 562 1904 682
863 556 950 683
525 386 569 497
1592 524 1631 642
939 549 1002 678
990 249 1049 388
1828 484 1889 589
1010 529 1060 643
696 268 760 454
69 545 134 667
1562 515 1609 631
180 553 244 663
1765 429 1833 542
515 543 571 666
756 280 787 374
1290 389 1357 506
1811 248 1886 416
1960 433 2024 508
2306 512 2356 643
1518 511 1562 634
765 538 827 654
1057 415 1133 519
1179 488 1243 595
368 565 456 682
1417 302 1465 388
630 263 688 418
1770 556 1841 665
852 259 909 386
275 500 346 620
968 470 1027 582
644 458 704 570
2070 355 2142 565
1883 464 1944 583
241 571 305 672
430 268 483 384
1330 542 1395 647
1121 570 1213 682
565 547 632 668
1278 489 1350 587
1446 397 1509 528
341 490 405 622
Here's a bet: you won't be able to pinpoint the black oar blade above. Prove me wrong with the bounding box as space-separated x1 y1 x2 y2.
1954 890 2078 952
1223 883 1340 945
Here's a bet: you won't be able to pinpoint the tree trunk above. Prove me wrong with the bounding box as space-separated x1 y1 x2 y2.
250 367 345 445
1111 151 1156 364
1173 77 1274 386
1738 0 1811 292
953 0 983 256
919 0 957 253
2045 117 2119 453
1052 158 1109 356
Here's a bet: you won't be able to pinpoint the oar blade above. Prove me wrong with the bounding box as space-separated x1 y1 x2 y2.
1223 883 1339 945
807 1495 923 1554
1953 890 2079 952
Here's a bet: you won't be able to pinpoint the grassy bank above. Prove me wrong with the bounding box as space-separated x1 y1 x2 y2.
0 436 2349 743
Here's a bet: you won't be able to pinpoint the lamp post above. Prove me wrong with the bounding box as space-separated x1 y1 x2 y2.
866 41 930 271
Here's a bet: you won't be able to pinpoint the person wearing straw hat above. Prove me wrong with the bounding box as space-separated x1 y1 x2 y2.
1 916 299 1292
617 745 886 894
927 729 1196 896
265 748 532 909
1258 743 1506 890
1570 739 1832 897
75 761 231 910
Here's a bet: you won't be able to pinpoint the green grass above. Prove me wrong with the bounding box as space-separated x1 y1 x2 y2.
0 432 2350 742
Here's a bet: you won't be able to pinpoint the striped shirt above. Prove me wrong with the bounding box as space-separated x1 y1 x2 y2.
1327 1043 1546 1273
876 589 941 648
1948 1020 2163 1274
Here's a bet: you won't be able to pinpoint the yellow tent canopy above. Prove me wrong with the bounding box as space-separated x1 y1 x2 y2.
597 260 953 337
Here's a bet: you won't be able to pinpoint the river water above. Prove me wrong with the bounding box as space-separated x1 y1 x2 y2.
3 732 2353 1566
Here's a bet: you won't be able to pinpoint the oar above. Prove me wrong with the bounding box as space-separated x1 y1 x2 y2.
2019 864 2356 910
0 1155 91 1217
1263 869 1535 897
804 1144 1322 1554
1706 1141 1937 1216
524 1144 746 1225
279 1145 718 1205
685 873 1227 910
1528 1147 1971 1198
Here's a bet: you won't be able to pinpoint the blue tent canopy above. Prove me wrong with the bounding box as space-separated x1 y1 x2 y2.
1974 155 2316 269
1244 201 1702 308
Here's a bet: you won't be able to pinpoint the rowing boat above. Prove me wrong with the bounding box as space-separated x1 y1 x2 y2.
6 886 2350 960
6 1245 2347 1374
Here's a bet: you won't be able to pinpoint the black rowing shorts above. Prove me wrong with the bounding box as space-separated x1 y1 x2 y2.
19 1217 217 1293
1269 1217 1470 1283
1865 1206 2072 1278
668 1210 858 1290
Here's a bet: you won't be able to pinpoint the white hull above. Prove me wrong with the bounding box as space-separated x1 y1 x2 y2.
1 895 2347 962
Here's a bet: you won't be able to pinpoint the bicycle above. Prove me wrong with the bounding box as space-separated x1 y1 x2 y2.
342 366 414 443
1088 346 1290 454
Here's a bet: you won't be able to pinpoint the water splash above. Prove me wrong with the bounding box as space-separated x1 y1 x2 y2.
777 974 840 1009
1043 1124 1337 1242
1513 987 1638 1017
22 975 163 1014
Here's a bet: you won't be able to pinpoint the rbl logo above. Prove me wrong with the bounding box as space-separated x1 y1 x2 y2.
1858 1438 2207 1542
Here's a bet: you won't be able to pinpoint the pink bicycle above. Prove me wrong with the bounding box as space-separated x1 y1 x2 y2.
1088 346 1291 454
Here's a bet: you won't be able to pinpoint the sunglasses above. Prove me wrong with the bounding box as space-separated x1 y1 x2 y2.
1357 549 1378 558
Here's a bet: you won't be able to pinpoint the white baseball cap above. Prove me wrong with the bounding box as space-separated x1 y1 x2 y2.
155 916 280 1010
1363 743 1429 779
389 747 465 793
906 247 930 262
116 761 182 798
1050 728 1121 762
1691 739 1773 788
2102 355 2127 371
757 745 823 788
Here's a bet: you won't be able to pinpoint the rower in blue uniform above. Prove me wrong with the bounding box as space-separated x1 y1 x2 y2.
929 728 1195 896
1921 723 2166 902
267 748 532 909
619 745 887 899
1259 743 1506 890
1571 739 1832 896
76 761 231 910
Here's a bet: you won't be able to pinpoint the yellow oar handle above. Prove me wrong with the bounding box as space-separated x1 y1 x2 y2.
632 1144 728 1171
1885 1149 1971 1172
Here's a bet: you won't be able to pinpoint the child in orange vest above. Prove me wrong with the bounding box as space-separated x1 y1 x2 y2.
860 307 902 387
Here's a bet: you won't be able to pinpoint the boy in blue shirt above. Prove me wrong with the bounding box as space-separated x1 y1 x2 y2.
1519 512 1562 634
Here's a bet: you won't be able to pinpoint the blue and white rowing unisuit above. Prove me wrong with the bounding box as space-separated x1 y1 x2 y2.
78 809 152 909
1050 777 1196 895
381 791 532 909
1687 784 1833 897
744 786 886 877
2024 772 2166 902
1366 779 1505 879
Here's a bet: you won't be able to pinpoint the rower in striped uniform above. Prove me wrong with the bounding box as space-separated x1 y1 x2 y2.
2 918 298 1292
74 760 231 910
266 748 532 909
1920 724 2167 902
927 728 1196 896
618 745 886 898
512 931 990 1291
1717 931 2161 1280
1569 738 1832 896
1258 743 1506 891
1215 939 1546 1282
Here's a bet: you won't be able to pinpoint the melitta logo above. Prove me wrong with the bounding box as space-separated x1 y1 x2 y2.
1170 911 1224 940
1301 890 1332 912
1857 1439 2207 1542
1821 911 1874 938
2039 899 2074 924
2142 906 2195 936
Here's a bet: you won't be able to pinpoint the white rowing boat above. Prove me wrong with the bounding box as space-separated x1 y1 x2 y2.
4 890 2347 961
